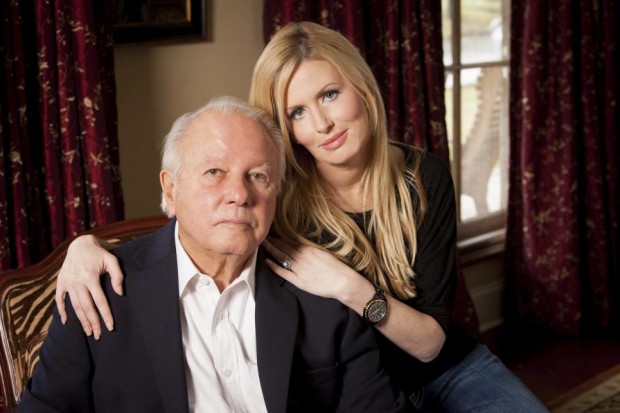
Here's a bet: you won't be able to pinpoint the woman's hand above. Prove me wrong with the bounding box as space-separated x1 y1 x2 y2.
262 236 375 313
264 236 445 361
55 235 124 339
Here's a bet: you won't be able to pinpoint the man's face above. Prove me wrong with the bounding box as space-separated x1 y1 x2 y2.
161 111 280 269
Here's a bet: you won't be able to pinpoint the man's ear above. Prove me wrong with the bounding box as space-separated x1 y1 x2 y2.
160 170 176 215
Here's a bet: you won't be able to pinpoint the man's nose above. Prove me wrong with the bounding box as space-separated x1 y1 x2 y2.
226 177 252 205
312 109 334 134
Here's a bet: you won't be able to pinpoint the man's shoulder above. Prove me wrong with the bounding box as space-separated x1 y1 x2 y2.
110 219 176 269
112 229 159 255
117 218 174 249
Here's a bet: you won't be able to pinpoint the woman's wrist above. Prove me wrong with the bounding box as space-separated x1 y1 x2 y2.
338 274 377 315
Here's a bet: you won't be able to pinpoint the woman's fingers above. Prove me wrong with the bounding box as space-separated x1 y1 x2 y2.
265 258 298 283
262 237 298 266
68 285 97 337
55 288 68 326
56 235 124 337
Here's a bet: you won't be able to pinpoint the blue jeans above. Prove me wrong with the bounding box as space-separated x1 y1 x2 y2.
411 344 549 412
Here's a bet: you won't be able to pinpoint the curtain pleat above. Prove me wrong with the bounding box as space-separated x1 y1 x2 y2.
0 0 123 271
506 0 619 335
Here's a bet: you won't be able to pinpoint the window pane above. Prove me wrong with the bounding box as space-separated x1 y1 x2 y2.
461 0 505 64
442 0 453 66
444 72 454 164
459 67 508 221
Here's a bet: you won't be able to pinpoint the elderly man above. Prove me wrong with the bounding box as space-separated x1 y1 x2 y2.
19 96 404 412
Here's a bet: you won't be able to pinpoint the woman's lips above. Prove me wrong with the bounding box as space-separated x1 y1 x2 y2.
320 130 347 149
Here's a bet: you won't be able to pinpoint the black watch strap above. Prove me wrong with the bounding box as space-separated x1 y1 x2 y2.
362 287 388 325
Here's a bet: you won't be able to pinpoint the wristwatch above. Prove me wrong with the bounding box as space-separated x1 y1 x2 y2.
362 287 388 325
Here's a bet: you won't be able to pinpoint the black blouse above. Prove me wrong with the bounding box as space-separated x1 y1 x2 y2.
348 142 477 393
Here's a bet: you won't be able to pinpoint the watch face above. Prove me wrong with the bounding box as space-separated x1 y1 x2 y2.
367 301 387 323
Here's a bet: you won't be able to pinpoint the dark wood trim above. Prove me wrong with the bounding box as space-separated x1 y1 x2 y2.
458 228 505 267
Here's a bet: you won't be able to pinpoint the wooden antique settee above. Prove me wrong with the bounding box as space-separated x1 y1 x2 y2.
0 216 169 412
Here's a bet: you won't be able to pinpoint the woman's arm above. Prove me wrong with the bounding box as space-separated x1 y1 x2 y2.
263 237 446 362
55 235 124 339
262 154 457 363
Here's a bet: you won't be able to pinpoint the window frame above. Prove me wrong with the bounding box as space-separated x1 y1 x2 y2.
443 0 510 253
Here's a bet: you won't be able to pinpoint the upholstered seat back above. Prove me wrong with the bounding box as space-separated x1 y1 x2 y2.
0 216 168 412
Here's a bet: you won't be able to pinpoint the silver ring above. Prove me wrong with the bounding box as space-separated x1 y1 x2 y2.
282 257 293 271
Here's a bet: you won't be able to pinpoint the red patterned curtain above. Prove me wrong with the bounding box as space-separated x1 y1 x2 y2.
506 1 619 335
0 1 123 271
263 0 480 336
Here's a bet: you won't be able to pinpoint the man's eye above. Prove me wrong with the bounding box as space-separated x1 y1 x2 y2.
205 169 221 176
250 172 268 182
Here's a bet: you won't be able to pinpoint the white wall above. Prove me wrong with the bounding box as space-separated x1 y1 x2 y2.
114 0 265 218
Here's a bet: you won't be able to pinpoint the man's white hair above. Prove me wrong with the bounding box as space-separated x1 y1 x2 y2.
159 95 286 217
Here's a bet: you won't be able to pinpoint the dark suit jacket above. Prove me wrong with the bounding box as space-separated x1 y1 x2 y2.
20 219 404 413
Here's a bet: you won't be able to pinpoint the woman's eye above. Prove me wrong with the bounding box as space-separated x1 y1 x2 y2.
290 108 304 120
323 90 339 101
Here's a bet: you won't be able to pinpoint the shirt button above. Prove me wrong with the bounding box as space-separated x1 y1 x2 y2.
217 313 224 321
200 277 210 286
223 369 232 377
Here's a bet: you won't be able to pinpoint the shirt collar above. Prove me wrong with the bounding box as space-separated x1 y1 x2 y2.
175 221 258 298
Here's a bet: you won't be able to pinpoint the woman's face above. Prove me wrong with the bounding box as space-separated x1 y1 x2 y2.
284 59 370 172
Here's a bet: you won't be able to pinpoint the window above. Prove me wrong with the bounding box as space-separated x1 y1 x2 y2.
442 0 511 248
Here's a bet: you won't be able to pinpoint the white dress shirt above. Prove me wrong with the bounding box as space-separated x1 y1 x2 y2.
175 223 268 413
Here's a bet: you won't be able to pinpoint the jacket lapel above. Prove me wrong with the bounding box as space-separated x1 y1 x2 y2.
255 247 298 413
125 220 190 413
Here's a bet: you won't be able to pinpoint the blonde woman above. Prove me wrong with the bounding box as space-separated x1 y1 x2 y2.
56 22 547 412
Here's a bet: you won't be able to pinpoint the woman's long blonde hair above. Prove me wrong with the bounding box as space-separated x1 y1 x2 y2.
249 21 427 299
